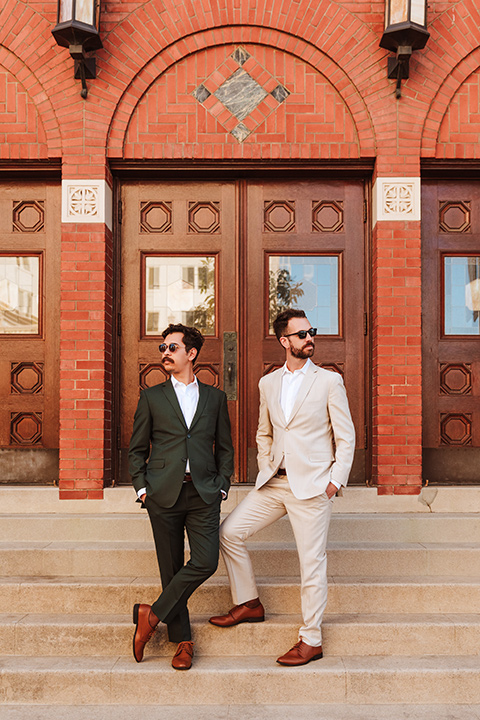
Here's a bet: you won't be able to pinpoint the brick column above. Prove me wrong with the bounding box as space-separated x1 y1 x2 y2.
371 177 423 495
59 178 113 499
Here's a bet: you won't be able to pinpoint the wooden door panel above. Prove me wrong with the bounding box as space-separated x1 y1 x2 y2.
119 182 239 482
245 180 367 483
422 181 480 483
0 183 60 484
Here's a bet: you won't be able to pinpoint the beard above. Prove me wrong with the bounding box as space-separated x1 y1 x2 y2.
290 342 315 359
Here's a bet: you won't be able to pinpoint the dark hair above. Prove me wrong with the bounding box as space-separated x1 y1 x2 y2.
272 309 307 341
162 323 205 361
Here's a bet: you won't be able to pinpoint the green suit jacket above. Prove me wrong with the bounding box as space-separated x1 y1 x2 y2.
128 378 234 508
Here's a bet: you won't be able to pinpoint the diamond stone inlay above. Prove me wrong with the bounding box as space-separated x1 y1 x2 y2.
232 47 250 65
271 84 290 103
193 84 211 104
214 69 268 121
231 123 251 142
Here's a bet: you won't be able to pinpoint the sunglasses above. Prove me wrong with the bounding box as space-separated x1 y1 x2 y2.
284 328 317 340
158 343 185 353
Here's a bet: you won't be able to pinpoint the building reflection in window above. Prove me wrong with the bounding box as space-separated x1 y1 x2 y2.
0 256 40 335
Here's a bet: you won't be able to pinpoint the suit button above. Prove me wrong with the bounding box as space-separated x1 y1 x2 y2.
187 434 191 439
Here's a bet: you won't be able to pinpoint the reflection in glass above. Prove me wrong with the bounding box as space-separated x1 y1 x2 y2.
444 256 480 335
0 256 40 334
268 256 339 334
145 256 216 336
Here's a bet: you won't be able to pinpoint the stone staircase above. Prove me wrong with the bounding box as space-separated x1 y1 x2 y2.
0 487 480 718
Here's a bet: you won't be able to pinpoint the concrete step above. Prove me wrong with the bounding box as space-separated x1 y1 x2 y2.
1 655 479 705
1 513 480 543
1 576 480 615
2 706 480 720
1 613 479 658
1 541 480 577
3 486 480 515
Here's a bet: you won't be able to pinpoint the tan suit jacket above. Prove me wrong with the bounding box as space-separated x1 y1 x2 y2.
255 361 355 499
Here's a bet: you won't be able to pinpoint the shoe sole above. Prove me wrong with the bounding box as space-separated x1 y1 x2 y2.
209 616 265 627
276 652 323 666
132 603 141 663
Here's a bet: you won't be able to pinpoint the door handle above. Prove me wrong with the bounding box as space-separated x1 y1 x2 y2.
223 332 237 401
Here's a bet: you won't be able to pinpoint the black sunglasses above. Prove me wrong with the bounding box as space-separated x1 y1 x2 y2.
284 328 317 339
158 343 185 353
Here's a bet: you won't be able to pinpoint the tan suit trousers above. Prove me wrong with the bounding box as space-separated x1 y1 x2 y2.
219 475 334 647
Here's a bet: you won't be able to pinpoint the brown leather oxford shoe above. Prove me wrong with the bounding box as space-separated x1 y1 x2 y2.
171 641 194 670
132 603 159 663
209 599 265 627
276 640 323 666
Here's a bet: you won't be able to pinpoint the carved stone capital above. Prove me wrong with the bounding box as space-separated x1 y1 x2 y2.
372 177 421 225
61 180 112 230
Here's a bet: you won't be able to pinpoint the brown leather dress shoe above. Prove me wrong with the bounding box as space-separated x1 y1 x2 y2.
209 600 265 627
132 603 159 663
276 640 323 666
171 641 194 670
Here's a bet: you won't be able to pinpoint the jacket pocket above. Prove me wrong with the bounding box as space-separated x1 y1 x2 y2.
147 459 165 469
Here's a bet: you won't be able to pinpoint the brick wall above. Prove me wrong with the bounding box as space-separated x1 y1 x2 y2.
0 0 479 495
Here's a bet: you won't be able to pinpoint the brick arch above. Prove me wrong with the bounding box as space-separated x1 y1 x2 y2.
0 1 63 158
421 49 480 158
107 30 375 158
0 59 48 159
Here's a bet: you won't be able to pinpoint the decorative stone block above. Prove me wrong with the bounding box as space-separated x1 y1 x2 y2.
372 177 421 224
61 180 113 230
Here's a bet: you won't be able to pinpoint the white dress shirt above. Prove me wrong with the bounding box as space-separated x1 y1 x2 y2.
279 358 340 489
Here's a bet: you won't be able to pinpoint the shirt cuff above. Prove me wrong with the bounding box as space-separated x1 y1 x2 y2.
221 490 227 499
330 479 342 490
137 487 146 499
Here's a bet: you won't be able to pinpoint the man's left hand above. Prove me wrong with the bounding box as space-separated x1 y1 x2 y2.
325 482 337 499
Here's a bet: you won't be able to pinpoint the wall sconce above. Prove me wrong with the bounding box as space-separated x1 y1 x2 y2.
380 0 429 98
52 0 102 99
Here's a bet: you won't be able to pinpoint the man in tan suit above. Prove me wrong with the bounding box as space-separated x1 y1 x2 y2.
210 308 355 666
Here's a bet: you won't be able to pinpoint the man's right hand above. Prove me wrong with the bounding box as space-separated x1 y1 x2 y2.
140 494 146 503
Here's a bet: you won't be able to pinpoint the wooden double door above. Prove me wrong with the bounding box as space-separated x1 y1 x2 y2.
422 180 480 483
119 179 367 483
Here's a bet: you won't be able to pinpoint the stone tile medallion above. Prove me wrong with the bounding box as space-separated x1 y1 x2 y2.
193 47 290 142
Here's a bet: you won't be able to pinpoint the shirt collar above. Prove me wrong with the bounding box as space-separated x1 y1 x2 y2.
171 374 198 391
281 358 312 376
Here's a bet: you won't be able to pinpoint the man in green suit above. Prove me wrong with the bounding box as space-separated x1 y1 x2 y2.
129 323 234 669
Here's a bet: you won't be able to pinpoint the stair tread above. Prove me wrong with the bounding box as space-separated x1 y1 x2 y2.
2 654 480 669
2 706 480 720
2 612 480 623
1 706 480 720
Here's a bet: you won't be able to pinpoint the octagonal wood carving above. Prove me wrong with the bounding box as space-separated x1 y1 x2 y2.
195 363 220 387
264 201 296 233
139 364 169 389
440 363 472 395
10 412 43 445
140 202 172 233
188 202 220 234
11 362 44 394
12 201 45 233
319 362 345 377
312 201 344 233
439 201 471 233
440 413 472 446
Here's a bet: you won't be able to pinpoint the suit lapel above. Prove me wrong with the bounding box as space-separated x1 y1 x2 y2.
286 362 318 425
189 380 209 429
162 379 188 429
272 370 287 426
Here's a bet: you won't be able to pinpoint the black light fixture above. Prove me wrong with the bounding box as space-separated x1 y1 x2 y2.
380 0 429 98
52 0 102 99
